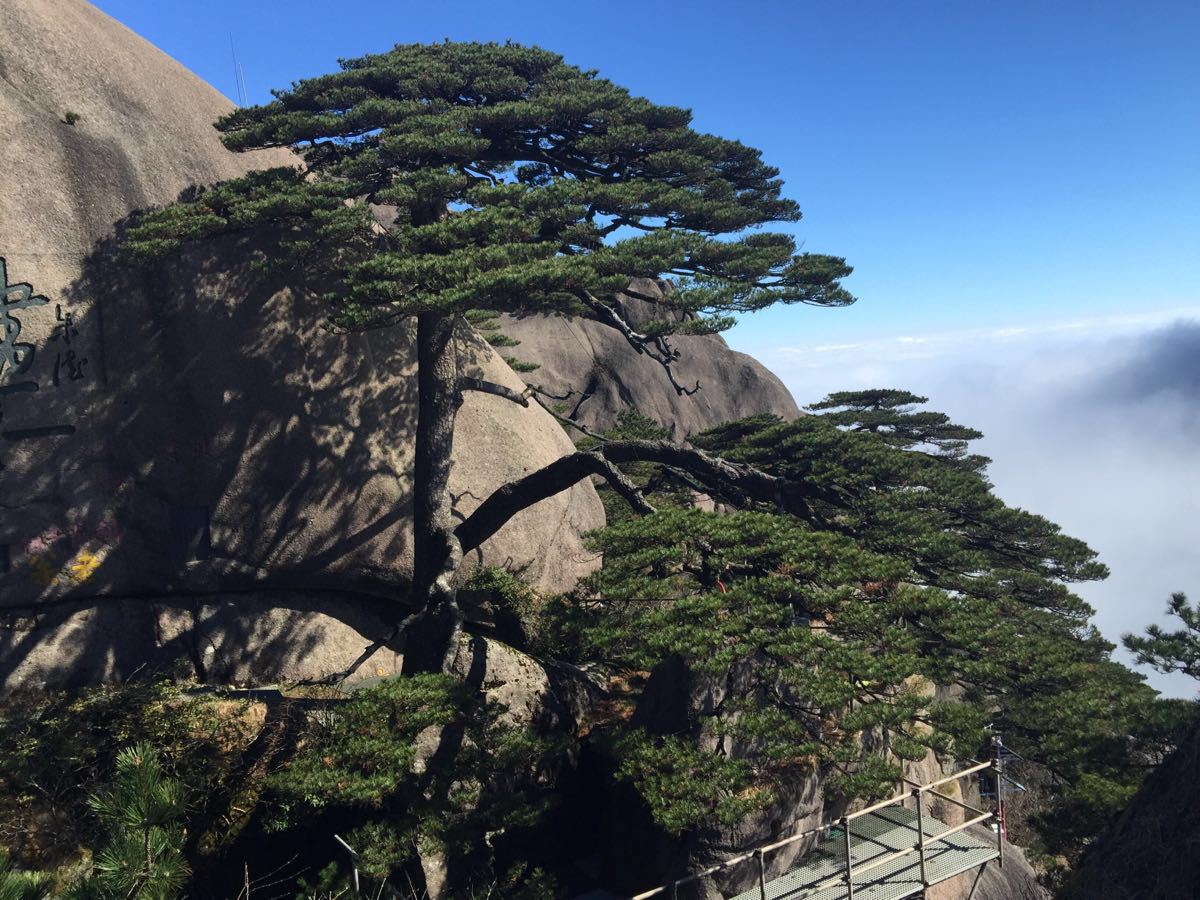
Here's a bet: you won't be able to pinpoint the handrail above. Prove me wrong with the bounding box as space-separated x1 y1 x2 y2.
630 851 757 899
845 798 993 883
758 821 826 855
629 839 795 900
917 759 993 793
844 791 910 823
843 758 991 825
901 778 986 815
925 810 995 846
630 758 998 899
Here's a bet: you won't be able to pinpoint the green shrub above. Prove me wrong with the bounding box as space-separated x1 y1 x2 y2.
75 743 189 900
0 851 49 900
266 674 565 894
0 683 253 870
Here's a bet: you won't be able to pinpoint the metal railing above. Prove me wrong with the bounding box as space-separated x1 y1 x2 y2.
632 754 1004 900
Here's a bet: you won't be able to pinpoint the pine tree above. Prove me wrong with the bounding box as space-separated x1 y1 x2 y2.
807 388 989 470
265 674 562 894
123 41 853 672
1124 592 1200 681
576 398 1191 858
76 743 189 900
0 852 48 900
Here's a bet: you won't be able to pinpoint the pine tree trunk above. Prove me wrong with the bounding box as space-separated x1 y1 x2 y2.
406 311 466 673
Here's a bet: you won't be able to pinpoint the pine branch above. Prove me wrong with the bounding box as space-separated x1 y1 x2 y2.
460 377 531 408
455 438 832 554
578 291 701 397
456 450 655 553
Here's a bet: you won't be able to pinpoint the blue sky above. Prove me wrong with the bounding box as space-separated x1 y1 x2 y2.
95 0 1200 345
95 0 1200 695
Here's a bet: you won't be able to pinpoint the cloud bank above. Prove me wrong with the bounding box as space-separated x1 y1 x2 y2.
741 309 1200 698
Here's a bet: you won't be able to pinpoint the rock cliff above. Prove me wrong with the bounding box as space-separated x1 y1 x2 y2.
499 280 800 439
1064 714 1200 899
0 0 604 687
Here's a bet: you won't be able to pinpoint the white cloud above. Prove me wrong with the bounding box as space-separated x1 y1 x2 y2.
738 312 1200 698
768 306 1200 374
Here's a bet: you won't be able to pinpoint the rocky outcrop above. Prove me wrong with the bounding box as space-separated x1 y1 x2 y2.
1064 715 1200 900
498 279 801 440
950 843 1048 900
0 0 604 687
591 655 824 898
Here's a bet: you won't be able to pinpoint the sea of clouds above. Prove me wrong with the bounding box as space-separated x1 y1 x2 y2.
742 310 1200 698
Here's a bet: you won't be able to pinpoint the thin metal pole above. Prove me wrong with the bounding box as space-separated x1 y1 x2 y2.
992 736 1005 869
333 833 360 898
757 848 768 900
842 817 854 900
913 788 929 890
964 861 988 900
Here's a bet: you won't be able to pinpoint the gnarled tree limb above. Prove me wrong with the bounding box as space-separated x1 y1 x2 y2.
461 376 531 407
456 450 655 553
595 440 824 515
455 439 833 554
527 388 610 441
577 290 701 397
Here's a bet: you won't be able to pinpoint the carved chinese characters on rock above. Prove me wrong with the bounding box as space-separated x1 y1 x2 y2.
0 256 81 468
50 302 88 385
1 256 47 379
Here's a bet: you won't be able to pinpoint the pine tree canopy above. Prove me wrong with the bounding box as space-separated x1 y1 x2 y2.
806 388 988 469
118 40 863 675
123 41 853 343
576 396 1192 851
268 674 561 883
1124 592 1200 681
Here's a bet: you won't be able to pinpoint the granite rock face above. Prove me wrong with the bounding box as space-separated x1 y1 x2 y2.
1064 715 1200 900
0 0 604 687
953 844 1048 900
498 278 801 440
0 591 402 689
594 655 824 898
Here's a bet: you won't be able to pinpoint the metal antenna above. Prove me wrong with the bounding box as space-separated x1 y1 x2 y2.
238 60 249 107
229 33 248 106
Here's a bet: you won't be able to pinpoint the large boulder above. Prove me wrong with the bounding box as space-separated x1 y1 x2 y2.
951 843 1048 900
0 0 603 687
498 278 801 440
